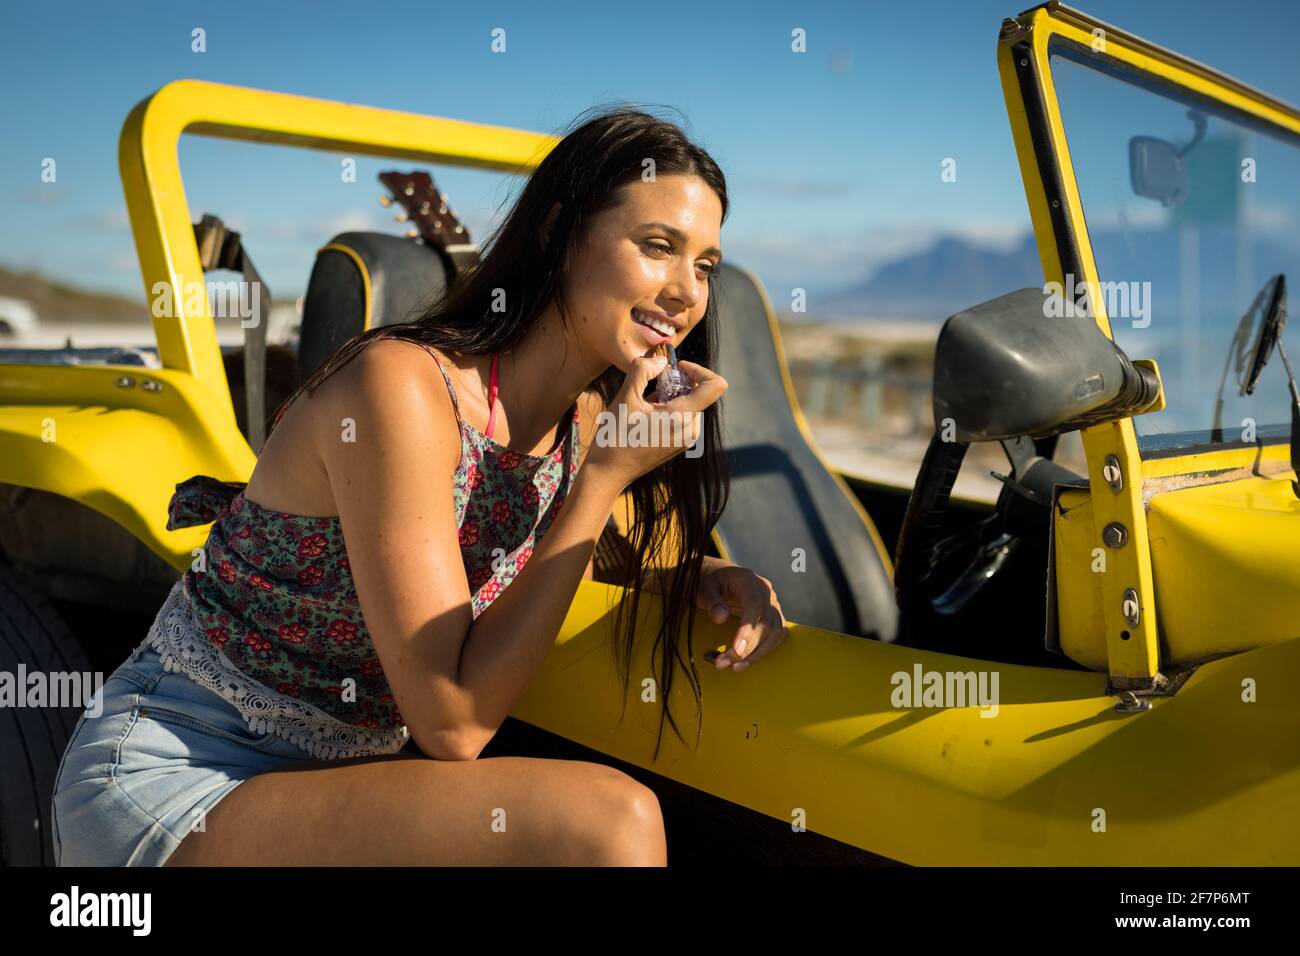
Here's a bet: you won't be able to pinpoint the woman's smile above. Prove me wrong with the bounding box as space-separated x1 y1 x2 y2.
631 308 677 346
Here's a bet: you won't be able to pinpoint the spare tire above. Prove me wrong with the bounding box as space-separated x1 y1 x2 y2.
0 564 92 866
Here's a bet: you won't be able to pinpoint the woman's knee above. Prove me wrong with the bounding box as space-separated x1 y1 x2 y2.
570 764 666 866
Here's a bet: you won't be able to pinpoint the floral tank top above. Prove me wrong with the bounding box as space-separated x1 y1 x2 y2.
145 346 581 759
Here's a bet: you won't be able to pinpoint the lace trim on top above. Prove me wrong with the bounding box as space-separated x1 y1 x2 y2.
144 578 411 760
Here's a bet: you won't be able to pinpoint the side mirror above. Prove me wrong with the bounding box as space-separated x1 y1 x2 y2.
933 288 1163 442
1129 136 1189 206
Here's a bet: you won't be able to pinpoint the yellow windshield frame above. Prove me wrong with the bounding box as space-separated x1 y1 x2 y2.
997 2 1300 682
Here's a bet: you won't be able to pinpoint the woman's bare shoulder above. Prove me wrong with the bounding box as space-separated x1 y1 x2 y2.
361 336 445 369
307 337 461 462
318 337 448 401
246 338 460 517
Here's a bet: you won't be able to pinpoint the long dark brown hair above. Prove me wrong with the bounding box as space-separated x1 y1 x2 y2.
269 104 731 760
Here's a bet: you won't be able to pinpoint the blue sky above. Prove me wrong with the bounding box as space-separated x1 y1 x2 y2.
3 0 1300 309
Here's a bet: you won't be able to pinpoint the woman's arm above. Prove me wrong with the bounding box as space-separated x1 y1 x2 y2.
566 392 788 673
451 464 626 754
448 355 708 757
637 554 733 594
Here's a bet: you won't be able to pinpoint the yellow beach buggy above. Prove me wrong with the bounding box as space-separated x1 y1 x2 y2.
2 1 1298 865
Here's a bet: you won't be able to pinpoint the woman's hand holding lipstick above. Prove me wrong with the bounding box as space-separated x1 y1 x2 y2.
583 354 727 492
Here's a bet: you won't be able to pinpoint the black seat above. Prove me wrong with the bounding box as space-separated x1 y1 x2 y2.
297 231 449 382
710 262 899 642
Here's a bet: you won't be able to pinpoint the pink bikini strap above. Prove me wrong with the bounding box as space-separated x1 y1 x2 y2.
485 353 500 439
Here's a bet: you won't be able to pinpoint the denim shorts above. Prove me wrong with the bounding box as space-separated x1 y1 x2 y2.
50 639 315 866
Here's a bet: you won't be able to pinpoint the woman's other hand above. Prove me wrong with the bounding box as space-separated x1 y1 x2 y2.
698 563 789 672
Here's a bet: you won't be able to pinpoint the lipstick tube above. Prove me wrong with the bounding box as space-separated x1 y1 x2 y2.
655 342 694 402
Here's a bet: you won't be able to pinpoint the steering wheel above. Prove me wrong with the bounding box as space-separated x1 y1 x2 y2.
892 432 1084 642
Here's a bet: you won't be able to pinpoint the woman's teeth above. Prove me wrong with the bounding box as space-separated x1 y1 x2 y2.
633 309 675 337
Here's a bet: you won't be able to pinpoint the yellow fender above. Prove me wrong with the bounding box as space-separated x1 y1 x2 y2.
518 580 1300 864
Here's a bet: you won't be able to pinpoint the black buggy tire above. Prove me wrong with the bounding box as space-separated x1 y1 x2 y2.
0 564 92 866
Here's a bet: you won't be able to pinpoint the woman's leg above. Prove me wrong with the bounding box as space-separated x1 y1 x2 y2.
163 753 666 866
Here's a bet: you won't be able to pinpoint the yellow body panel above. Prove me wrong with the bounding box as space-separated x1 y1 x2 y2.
540 580 1300 864
0 363 251 571
1053 488 1108 671
1057 472 1300 672
1148 477 1300 660
1141 442 1292 482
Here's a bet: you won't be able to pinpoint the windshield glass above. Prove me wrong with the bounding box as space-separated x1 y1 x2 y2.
1049 37 1300 456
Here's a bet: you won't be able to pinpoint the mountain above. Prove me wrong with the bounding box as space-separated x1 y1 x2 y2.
818 227 1299 324
0 265 146 323
819 234 1044 320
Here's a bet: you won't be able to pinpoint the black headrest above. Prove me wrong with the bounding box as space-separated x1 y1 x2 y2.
297 232 450 382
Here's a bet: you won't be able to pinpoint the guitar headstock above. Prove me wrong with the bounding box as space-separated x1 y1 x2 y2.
378 171 474 253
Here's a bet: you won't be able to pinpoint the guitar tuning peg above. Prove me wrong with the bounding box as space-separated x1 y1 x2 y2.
393 212 409 222
378 195 392 207
404 185 414 196
406 228 419 239
419 201 431 215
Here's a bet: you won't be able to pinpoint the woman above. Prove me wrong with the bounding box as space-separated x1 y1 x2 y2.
50 105 790 867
